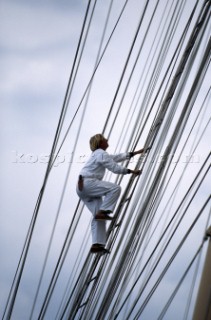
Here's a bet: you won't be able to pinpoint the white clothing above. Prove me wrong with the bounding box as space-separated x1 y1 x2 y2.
76 179 121 245
76 149 130 245
79 149 130 180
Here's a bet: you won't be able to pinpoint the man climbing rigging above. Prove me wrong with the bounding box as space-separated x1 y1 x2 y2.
76 133 146 254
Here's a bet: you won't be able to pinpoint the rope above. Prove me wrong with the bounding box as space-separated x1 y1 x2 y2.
132 196 210 319
113 152 210 319
3 0 210 319
61 1 210 317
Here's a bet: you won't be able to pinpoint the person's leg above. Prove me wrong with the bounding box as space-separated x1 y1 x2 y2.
82 179 121 213
77 179 121 248
98 182 121 213
80 195 107 246
89 198 107 245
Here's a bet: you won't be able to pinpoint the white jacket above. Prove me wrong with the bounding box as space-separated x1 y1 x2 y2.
79 149 130 180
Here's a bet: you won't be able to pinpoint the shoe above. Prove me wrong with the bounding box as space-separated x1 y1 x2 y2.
95 210 113 220
90 244 110 254
90 247 110 254
100 248 110 254
95 213 113 221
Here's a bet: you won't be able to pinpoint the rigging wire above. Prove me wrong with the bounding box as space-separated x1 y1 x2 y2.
158 244 203 320
54 222 91 320
102 0 150 137
29 0 101 320
130 29 211 287
115 0 187 155
104 154 210 319
31 1 138 318
29 0 117 318
111 65 210 316
74 21 209 320
103 99 210 318
36 201 84 320
101 9 210 318
2 0 133 319
35 0 117 318
132 196 211 320
3 0 210 319
48 0 130 169
45 1 155 318
110 153 209 320
58 0 209 318
104 0 160 139
183 206 211 320
124 88 211 288
129 0 199 153
1 1 95 319
113 155 210 319
64 1 209 318
30 1 134 318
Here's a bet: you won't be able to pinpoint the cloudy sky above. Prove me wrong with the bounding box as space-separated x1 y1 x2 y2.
0 0 210 319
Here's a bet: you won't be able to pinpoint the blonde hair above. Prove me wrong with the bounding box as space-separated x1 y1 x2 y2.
89 134 105 151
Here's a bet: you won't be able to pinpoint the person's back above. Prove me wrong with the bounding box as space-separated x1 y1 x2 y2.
79 148 129 180
76 133 144 254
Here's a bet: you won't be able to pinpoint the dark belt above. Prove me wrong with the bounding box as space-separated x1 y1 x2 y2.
78 175 84 191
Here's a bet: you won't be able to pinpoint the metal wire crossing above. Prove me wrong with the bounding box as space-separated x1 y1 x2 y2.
2 0 210 319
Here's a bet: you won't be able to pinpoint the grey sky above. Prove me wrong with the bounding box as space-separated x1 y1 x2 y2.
0 0 210 319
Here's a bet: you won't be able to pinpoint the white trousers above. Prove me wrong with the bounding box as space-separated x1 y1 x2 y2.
76 178 121 245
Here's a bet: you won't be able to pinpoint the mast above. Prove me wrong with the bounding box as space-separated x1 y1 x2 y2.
193 226 211 320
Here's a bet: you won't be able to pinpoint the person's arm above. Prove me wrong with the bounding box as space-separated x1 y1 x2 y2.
127 168 142 175
99 151 142 176
110 152 129 162
99 152 128 174
110 147 147 163
128 146 151 157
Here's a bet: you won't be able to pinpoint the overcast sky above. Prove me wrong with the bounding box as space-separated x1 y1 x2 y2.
0 0 210 319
